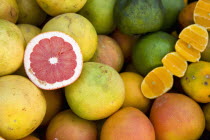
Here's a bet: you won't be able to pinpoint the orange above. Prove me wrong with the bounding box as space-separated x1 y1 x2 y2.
175 39 201 62
141 66 173 99
179 24 208 52
162 52 188 77
178 1 197 30
181 61 210 103
194 0 210 30
120 72 151 113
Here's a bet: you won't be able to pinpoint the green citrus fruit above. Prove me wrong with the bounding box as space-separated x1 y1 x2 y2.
114 0 164 34
161 0 185 30
132 31 176 76
78 0 116 34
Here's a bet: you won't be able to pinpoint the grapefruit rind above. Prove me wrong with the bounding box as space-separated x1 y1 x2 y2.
24 31 83 90
141 66 173 99
193 0 210 30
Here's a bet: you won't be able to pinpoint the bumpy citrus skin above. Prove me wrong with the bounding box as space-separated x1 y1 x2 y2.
42 13 98 62
0 19 25 76
181 61 210 103
65 62 125 120
0 75 46 140
36 0 87 16
0 0 19 23
150 93 205 140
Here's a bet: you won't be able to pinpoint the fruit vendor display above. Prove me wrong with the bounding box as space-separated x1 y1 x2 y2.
1 0 210 139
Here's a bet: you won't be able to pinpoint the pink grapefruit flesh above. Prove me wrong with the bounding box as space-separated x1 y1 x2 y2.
24 31 83 90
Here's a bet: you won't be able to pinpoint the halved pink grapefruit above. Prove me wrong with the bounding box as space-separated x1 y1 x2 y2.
24 31 83 90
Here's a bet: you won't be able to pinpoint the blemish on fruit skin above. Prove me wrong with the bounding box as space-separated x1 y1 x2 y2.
192 76 196 80
204 81 208 85
205 74 210 79
22 108 26 111
8 127 13 130
208 95 210 98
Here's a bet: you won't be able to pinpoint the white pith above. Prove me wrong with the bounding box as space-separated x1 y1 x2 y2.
24 31 83 90
49 57 58 64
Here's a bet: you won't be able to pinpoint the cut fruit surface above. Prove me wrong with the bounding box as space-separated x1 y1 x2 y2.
175 39 201 62
162 52 188 77
24 31 83 90
179 24 208 52
141 66 173 99
194 0 210 30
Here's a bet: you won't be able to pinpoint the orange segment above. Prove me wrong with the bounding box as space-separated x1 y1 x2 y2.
179 24 208 52
194 0 210 30
141 66 173 99
162 52 188 77
175 39 201 62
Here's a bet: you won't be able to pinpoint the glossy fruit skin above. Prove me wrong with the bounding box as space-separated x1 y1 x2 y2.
0 19 24 76
90 35 124 72
42 13 98 62
100 107 155 140
36 0 87 16
46 110 97 140
150 93 205 140
181 61 210 103
78 0 117 34
0 75 46 140
132 31 176 76
65 62 125 120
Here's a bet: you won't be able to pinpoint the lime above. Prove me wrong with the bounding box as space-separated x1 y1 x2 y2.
132 31 176 76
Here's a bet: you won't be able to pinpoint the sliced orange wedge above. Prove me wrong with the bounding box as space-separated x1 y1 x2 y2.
175 39 201 62
162 52 188 77
141 66 173 99
194 0 210 30
179 24 208 52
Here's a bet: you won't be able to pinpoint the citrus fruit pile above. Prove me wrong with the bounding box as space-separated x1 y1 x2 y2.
1 0 210 140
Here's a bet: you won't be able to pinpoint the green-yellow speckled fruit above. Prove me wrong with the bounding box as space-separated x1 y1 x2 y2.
42 13 98 62
36 0 87 16
0 0 19 23
0 19 24 76
0 75 46 140
65 62 125 120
